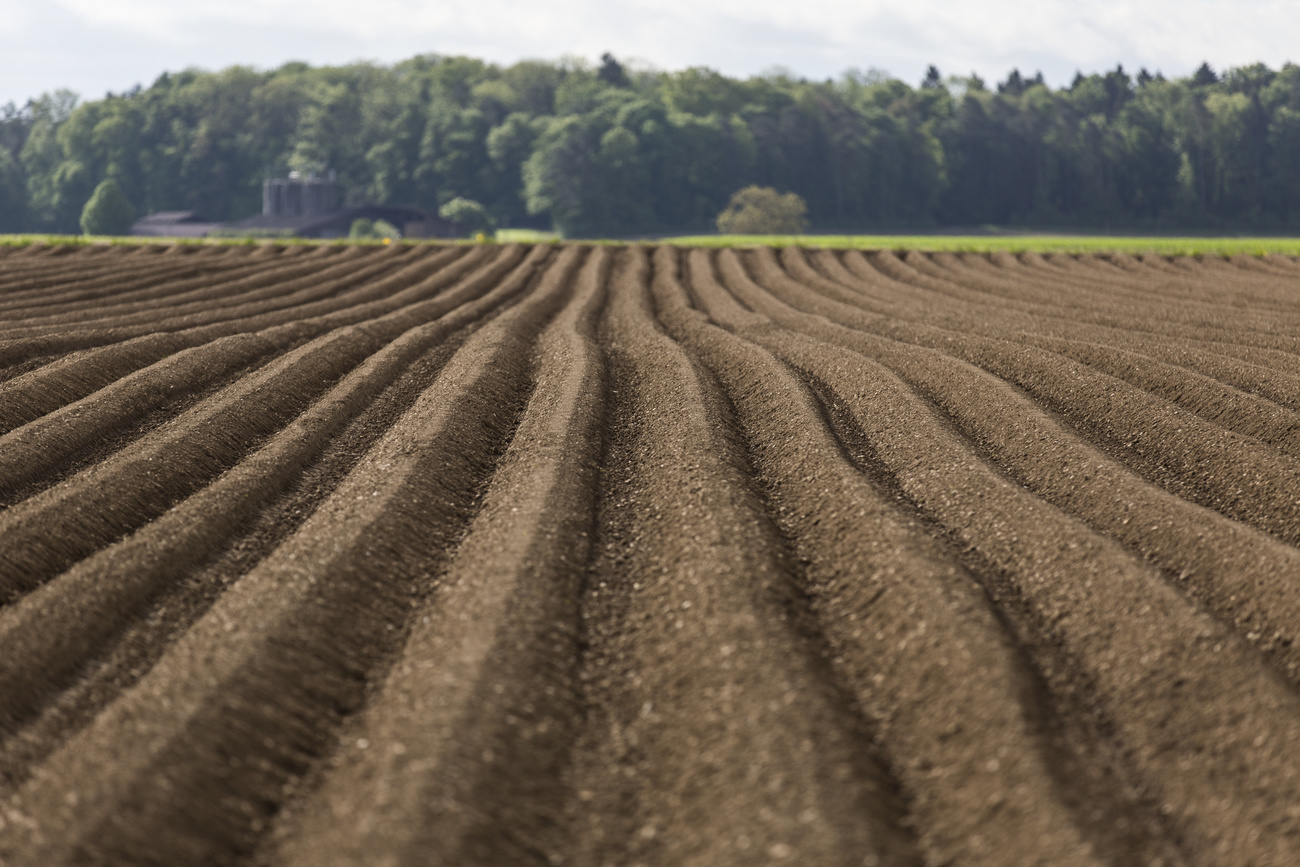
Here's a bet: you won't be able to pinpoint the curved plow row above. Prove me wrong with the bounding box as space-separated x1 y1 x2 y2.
2 244 1300 866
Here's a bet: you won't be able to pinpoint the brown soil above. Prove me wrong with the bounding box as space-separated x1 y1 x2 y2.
2 243 1300 866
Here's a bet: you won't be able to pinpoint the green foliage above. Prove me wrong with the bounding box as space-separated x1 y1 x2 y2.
716 186 808 234
348 217 400 239
0 145 26 232
79 178 135 235
438 197 495 237
6 56 1300 238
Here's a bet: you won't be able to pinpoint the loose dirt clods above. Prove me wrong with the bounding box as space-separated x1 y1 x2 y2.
1 242 1299 865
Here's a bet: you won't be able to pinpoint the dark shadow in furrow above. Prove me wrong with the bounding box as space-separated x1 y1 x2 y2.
564 336 659 866
0 323 478 793
792 364 1187 867
682 320 899 774
425 255 607 867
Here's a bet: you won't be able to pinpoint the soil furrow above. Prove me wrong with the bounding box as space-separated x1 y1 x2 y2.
838 250 1300 352
663 247 1120 866
0 300 483 796
729 248 1300 689
0 245 482 434
715 248 1300 863
0 245 204 296
0 246 545 602
750 250 1300 550
2 243 1299 866
266 245 606 867
0 245 413 340
0 246 298 315
0 245 442 368
789 250 1300 454
0 247 569 867
0 245 315 319
803 248 1300 401
567 246 917 867
0 247 548 751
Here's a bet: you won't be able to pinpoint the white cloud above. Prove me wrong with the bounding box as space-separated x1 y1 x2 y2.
3 0 1298 105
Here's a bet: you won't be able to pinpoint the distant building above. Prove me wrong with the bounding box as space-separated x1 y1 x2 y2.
131 171 460 239
129 210 223 238
225 203 457 240
262 171 339 218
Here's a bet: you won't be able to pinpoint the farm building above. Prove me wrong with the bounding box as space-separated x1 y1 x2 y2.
131 173 459 239
129 210 223 238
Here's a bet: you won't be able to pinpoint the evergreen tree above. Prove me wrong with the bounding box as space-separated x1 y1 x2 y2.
1193 63 1220 87
597 53 632 89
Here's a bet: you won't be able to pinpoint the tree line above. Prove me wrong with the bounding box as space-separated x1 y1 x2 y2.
2 54 1299 237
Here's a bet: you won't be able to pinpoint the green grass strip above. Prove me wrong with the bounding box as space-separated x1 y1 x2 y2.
657 234 1300 256
6 232 1300 257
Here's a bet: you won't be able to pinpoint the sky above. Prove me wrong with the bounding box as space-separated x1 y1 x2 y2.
3 0 1299 107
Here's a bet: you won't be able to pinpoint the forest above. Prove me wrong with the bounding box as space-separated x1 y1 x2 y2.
1 54 1298 237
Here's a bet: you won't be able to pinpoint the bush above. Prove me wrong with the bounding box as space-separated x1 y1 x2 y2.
716 186 808 235
349 218 401 240
439 197 496 238
80 179 136 236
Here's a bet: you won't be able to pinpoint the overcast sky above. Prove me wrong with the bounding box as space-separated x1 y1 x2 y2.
4 0 1298 107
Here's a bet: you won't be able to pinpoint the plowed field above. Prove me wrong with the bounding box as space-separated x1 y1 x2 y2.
2 241 1300 866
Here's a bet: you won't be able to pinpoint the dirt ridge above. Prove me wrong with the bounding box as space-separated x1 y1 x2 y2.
3 244 1300 865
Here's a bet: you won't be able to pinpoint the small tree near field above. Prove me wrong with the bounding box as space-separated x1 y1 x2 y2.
349 218 401 240
439 197 496 238
716 186 808 235
80 179 136 236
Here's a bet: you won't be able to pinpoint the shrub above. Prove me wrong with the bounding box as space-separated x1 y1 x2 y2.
80 179 136 236
716 186 808 235
439 198 496 238
349 218 401 240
